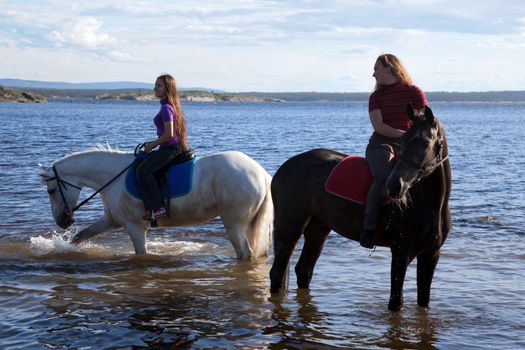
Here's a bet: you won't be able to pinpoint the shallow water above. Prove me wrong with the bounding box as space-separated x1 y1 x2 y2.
0 101 523 349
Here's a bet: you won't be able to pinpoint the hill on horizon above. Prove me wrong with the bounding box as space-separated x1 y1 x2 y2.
0 78 221 92
0 78 153 90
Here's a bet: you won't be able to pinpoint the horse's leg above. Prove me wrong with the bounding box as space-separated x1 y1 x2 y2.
389 251 411 311
71 215 121 244
417 249 440 307
223 221 253 260
295 217 330 289
125 222 148 254
270 217 305 293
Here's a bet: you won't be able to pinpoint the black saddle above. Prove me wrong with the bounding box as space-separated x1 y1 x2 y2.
154 148 196 184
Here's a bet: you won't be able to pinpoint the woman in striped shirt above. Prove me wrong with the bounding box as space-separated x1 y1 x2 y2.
360 54 428 249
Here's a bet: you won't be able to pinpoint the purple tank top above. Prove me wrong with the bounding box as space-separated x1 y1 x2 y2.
154 99 180 147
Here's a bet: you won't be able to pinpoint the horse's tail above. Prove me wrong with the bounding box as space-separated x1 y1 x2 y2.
247 173 274 258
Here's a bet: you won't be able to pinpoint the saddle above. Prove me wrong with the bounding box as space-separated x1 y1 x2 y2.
125 148 196 200
325 155 390 205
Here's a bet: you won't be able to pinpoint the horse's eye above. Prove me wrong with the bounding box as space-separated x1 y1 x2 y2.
48 189 56 195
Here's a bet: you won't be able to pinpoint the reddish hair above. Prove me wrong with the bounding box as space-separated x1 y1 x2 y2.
157 74 188 150
374 54 414 91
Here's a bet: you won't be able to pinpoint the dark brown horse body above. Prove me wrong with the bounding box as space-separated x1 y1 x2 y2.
269 106 451 311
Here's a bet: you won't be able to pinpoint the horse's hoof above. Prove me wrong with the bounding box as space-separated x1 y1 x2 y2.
417 301 430 308
388 301 403 311
270 285 281 294
71 232 88 245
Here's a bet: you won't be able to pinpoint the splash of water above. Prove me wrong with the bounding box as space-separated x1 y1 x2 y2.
146 239 219 256
29 229 82 256
28 227 220 258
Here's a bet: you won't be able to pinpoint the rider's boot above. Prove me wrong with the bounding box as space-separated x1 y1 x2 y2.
360 228 375 249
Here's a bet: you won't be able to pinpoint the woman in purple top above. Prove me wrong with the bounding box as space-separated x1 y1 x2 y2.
360 54 428 249
136 74 189 221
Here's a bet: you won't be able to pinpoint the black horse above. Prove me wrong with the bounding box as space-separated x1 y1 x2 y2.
269 105 451 311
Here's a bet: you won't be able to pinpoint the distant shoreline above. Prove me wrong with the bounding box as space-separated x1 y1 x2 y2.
245 90 525 103
2 85 525 103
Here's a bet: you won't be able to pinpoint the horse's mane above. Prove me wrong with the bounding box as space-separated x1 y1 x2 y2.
50 144 131 166
85 143 130 154
39 144 132 184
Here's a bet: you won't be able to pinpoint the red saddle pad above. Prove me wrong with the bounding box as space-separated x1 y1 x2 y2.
325 155 389 205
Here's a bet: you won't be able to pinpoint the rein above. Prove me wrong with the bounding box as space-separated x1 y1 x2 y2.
400 152 449 183
46 144 146 213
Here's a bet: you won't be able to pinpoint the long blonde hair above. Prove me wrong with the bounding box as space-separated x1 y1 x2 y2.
157 74 188 150
374 54 413 91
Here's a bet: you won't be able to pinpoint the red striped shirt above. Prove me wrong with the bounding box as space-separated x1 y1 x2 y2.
369 82 427 131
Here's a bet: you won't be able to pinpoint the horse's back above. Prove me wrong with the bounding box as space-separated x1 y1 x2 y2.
271 148 347 220
198 150 269 181
195 150 270 202
272 148 345 192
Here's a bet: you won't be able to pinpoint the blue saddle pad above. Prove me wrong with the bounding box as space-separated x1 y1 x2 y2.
125 154 196 200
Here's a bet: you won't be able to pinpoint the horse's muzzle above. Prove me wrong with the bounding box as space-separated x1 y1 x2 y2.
386 176 406 200
57 211 75 229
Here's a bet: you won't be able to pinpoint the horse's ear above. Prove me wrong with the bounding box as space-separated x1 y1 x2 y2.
39 173 51 185
424 106 435 124
38 164 52 184
406 103 415 120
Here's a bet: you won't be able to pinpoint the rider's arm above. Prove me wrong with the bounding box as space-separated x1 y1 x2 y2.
369 109 405 139
145 121 174 152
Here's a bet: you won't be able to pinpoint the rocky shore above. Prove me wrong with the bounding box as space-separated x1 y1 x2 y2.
0 86 46 103
0 85 283 103
95 91 284 103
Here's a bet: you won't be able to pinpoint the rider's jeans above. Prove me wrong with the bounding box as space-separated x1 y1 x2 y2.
136 144 183 211
363 134 399 231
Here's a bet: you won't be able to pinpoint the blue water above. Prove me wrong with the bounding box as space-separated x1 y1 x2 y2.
0 100 523 349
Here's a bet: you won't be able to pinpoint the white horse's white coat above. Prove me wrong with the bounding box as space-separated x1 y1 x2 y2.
39 147 273 259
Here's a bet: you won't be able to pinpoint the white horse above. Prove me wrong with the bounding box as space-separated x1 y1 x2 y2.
39 146 273 259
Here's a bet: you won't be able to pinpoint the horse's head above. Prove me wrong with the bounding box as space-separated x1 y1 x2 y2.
39 164 82 229
387 104 447 200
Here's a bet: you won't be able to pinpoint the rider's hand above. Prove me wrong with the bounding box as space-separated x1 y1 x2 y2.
144 142 156 153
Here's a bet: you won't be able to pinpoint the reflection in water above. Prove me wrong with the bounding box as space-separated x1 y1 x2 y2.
33 253 274 348
267 287 445 350
375 308 439 350
267 289 338 350
3 225 521 349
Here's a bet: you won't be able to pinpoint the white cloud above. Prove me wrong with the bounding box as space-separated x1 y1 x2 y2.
51 17 116 48
340 45 379 55
107 50 140 62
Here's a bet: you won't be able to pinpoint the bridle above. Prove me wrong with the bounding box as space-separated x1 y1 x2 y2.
46 165 83 213
47 160 138 214
397 125 449 185
47 161 137 213
45 143 146 214
47 162 136 214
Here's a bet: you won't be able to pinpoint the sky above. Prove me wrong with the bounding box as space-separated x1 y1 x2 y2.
1 0 525 92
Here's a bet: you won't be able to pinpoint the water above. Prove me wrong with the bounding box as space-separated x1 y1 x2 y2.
0 100 523 349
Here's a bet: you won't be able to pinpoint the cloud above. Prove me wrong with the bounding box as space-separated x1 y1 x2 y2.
107 50 141 62
340 45 378 55
51 17 116 48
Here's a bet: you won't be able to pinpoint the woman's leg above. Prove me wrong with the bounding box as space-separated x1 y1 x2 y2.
361 143 396 247
136 146 181 211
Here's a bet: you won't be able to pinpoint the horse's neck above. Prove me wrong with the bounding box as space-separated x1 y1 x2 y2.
419 157 451 209
59 151 133 189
